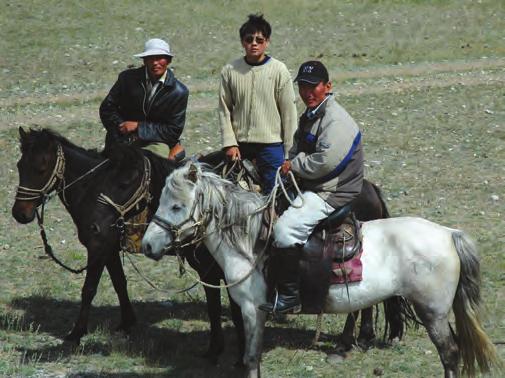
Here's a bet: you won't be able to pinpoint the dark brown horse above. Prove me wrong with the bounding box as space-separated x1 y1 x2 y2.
11 128 243 363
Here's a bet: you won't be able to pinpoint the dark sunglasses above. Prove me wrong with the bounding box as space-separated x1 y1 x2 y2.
244 35 266 44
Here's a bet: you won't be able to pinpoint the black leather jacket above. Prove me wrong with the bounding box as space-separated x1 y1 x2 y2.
100 66 189 148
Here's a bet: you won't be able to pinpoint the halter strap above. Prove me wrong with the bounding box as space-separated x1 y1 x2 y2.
16 142 110 274
152 191 207 252
15 143 66 201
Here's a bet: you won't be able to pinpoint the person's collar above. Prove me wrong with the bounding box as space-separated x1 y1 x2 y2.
244 55 271 66
145 67 168 85
304 94 333 120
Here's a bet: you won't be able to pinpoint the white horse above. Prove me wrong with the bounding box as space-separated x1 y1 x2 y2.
141 163 499 378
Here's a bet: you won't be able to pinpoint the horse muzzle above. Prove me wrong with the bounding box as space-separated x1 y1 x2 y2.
11 201 36 224
141 240 163 261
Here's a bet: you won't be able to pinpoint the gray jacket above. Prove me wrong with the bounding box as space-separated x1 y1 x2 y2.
290 95 364 209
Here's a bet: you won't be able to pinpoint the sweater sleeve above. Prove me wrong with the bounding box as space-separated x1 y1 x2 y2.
218 66 238 148
276 67 298 159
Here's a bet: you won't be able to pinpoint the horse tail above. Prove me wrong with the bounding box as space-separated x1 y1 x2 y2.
452 231 500 376
370 182 390 218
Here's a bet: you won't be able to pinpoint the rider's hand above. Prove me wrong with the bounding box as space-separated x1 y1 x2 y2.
168 143 185 161
281 160 291 175
225 146 241 161
119 121 139 134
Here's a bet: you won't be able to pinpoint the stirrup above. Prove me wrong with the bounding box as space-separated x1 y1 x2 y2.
259 291 302 315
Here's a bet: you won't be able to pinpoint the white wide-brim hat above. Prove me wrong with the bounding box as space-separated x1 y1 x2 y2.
134 38 174 58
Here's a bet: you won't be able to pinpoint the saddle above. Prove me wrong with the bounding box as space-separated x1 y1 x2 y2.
264 202 364 314
319 204 362 263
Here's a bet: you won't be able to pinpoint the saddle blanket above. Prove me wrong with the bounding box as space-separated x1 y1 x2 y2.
330 251 363 284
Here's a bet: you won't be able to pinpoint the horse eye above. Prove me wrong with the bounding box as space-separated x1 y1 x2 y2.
172 204 182 211
118 181 130 189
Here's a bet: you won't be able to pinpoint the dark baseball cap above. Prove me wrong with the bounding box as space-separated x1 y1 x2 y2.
294 60 329 84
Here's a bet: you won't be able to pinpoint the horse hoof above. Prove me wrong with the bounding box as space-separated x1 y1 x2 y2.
63 332 83 345
357 335 375 350
199 347 222 365
115 323 133 334
337 333 354 351
234 359 245 368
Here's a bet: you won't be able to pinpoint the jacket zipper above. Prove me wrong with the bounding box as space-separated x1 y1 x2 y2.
141 82 148 117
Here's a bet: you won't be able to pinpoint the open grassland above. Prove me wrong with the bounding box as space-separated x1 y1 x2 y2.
1 0 504 376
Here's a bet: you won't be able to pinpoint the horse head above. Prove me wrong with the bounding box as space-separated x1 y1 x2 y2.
142 162 202 261
12 127 62 223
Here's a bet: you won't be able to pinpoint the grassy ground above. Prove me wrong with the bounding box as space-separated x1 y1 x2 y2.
1 0 504 376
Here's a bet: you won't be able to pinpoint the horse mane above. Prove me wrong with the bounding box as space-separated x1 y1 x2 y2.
103 143 179 179
21 128 102 159
167 163 267 256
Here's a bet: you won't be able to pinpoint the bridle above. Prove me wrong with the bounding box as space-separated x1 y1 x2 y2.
14 142 110 273
146 167 302 290
151 191 208 254
15 142 110 205
15 143 66 203
97 156 153 252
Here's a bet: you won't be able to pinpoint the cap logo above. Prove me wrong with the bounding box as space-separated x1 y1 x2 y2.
303 65 314 73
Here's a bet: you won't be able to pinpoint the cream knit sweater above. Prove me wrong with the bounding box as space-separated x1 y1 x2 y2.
218 57 297 158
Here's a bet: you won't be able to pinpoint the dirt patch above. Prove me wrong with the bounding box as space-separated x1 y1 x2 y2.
3 58 504 130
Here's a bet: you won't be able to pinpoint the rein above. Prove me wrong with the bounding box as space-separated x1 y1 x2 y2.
35 201 89 274
16 142 111 273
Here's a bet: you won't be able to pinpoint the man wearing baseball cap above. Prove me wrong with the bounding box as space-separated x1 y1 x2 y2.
260 61 364 314
100 38 188 161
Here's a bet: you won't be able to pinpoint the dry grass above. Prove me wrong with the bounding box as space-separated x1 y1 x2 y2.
1 0 504 376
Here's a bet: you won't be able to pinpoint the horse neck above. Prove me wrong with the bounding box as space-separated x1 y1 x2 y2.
59 143 104 204
201 179 264 264
147 155 176 210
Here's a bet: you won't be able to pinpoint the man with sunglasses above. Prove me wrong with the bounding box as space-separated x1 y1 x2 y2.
260 61 364 314
100 38 188 161
218 14 297 193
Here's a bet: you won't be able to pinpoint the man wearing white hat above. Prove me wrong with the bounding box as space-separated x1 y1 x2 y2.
100 38 188 160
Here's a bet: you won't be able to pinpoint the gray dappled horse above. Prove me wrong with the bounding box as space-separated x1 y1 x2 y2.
142 163 499 378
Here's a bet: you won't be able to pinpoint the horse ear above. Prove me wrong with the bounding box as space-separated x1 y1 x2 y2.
187 163 199 183
19 127 27 140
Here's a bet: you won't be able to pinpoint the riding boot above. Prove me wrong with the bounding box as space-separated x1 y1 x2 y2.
259 247 301 314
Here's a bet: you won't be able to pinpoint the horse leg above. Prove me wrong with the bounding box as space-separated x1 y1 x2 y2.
340 312 358 349
201 283 224 364
186 250 225 364
105 250 136 334
64 256 106 344
357 307 376 347
228 290 245 366
241 301 266 378
414 305 459 378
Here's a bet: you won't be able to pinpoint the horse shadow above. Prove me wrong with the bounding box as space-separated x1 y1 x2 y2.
3 295 380 376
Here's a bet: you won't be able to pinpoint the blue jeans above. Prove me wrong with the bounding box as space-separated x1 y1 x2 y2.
239 142 285 194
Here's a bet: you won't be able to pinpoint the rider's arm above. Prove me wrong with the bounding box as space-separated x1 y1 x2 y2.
291 115 361 181
99 75 126 141
218 66 239 149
